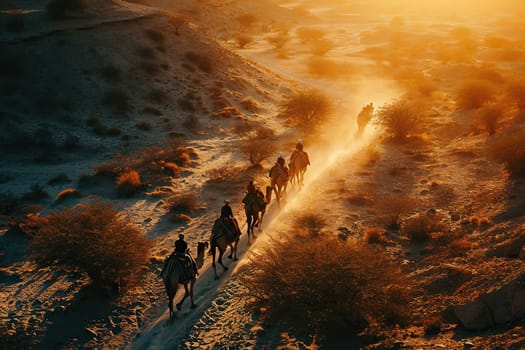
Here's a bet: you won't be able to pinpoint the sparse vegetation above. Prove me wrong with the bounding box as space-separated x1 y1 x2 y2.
240 134 277 166
364 227 388 244
164 193 199 215
377 195 416 230
293 213 327 237
473 102 506 135
239 235 412 335
28 200 152 290
376 100 422 142
115 170 143 197
455 79 495 110
279 90 332 134
403 213 446 242
487 127 525 177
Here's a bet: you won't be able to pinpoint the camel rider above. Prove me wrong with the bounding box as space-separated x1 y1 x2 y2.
270 154 289 179
247 180 256 194
174 234 188 256
219 200 241 238
243 181 265 210
161 234 197 281
290 139 310 166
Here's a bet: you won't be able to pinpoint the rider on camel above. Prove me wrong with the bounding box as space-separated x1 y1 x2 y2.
161 234 198 281
290 139 310 166
270 154 289 179
219 200 241 238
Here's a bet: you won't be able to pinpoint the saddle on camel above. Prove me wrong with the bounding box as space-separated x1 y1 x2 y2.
213 200 242 242
160 235 198 285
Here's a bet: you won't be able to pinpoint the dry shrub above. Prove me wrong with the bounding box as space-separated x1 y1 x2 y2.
28 200 152 290
472 102 506 135
163 162 180 177
164 193 199 214
240 135 277 166
55 188 82 202
236 34 254 49
468 216 491 228
455 79 495 110
239 235 412 334
47 0 89 19
403 213 446 242
506 77 525 110
185 51 213 73
376 100 421 142
279 90 332 134
364 227 388 244
487 127 525 177
115 170 143 197
377 195 416 230
240 96 260 113
293 213 327 237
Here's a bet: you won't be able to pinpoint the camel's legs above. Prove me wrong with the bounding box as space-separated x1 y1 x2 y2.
176 282 189 311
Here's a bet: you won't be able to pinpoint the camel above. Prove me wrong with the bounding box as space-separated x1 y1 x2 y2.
243 187 269 243
209 218 241 279
289 150 310 188
161 241 208 319
357 102 374 135
269 164 288 207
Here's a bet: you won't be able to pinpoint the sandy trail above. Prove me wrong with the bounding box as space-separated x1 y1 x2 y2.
130 118 380 348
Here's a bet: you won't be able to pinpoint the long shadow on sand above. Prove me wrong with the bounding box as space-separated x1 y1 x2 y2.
35 286 114 349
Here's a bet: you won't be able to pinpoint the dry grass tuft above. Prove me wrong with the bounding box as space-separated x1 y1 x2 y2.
377 195 416 230
487 127 525 177
423 315 442 335
115 170 143 197
403 213 446 242
473 102 507 135
55 188 82 202
163 162 180 177
364 227 388 244
28 200 152 291
239 235 412 334
455 79 495 110
292 213 327 237
164 193 199 214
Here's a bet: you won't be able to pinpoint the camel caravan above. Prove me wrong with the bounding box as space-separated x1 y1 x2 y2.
160 105 376 318
160 140 311 317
